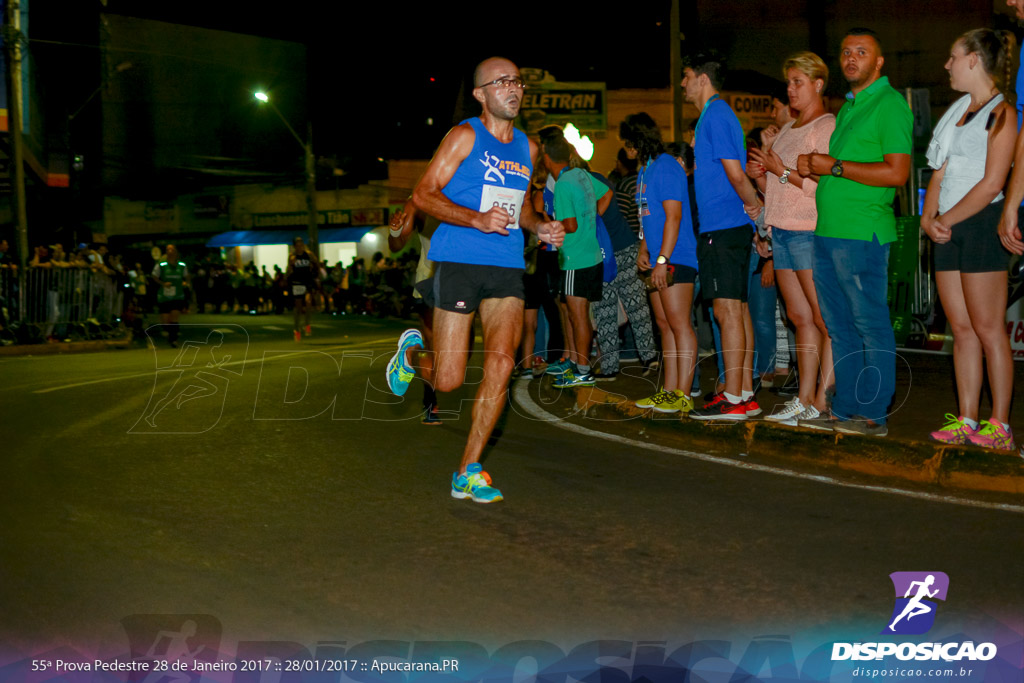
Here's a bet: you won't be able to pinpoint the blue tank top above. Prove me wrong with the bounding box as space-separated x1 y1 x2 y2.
428 117 533 268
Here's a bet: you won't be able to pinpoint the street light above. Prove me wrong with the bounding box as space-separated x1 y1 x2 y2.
253 90 318 256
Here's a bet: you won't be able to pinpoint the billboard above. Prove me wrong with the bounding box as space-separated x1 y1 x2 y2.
518 69 606 134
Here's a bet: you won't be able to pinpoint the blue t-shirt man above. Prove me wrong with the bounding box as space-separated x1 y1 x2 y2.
693 96 752 233
637 153 697 268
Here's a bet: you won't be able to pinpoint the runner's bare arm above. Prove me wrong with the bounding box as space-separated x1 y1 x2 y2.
597 187 612 215
310 252 324 282
388 199 417 252
412 124 512 234
521 138 565 247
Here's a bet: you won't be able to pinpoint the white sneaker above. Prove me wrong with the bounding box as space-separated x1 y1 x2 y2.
784 404 820 427
765 397 805 423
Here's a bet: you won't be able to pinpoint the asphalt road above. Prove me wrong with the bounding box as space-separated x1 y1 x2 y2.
1 314 1021 663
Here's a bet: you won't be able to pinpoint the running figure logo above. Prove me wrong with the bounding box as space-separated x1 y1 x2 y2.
121 614 222 683
132 326 248 434
882 571 950 635
479 151 506 184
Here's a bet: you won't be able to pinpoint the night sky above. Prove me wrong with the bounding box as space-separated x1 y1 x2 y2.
27 1 1023 179
31 1 678 165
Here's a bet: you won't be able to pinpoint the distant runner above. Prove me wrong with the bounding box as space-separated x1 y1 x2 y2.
151 244 190 348
286 236 321 342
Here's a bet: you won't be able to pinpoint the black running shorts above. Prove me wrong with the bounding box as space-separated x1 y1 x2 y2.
427 261 525 314
697 225 754 302
933 200 1012 273
560 262 604 303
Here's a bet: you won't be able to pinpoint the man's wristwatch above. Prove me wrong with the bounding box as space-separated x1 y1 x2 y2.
831 159 844 178
779 168 793 184
656 255 668 265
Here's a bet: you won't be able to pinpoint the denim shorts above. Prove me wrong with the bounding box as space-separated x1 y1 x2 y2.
771 227 815 271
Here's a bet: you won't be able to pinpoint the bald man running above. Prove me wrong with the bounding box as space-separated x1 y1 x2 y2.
386 56 565 503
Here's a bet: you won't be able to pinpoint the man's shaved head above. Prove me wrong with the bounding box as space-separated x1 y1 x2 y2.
472 57 524 121
474 56 518 88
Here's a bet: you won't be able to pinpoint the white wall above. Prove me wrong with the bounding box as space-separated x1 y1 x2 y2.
254 244 289 272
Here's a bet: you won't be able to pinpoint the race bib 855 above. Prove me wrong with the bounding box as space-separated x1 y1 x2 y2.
480 184 526 230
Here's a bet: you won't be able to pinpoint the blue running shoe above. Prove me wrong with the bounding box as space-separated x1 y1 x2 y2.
545 358 572 376
451 463 503 503
387 328 423 396
552 368 595 388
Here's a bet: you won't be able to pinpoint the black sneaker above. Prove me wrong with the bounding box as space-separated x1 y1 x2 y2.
421 405 442 426
595 371 619 382
641 357 659 377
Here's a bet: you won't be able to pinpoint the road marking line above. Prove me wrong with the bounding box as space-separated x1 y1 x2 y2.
512 382 1024 515
32 336 398 394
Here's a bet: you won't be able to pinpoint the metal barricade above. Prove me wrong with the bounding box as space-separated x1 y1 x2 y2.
0 266 126 343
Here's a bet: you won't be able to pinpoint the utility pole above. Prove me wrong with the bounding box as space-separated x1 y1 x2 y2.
305 122 318 258
255 92 318 258
670 0 683 142
4 0 29 319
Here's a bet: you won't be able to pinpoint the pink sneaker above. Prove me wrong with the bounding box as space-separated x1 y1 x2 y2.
929 414 977 445
966 420 1015 451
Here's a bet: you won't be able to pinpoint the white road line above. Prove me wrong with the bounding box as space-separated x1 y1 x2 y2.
32 337 398 394
512 382 1024 515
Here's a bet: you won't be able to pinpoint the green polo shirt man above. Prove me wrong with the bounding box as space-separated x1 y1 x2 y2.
795 28 911 436
815 75 913 242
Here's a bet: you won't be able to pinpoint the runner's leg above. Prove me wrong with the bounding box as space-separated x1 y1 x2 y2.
458 296 523 473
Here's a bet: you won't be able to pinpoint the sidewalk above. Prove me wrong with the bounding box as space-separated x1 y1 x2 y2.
0 335 132 356
531 350 1024 501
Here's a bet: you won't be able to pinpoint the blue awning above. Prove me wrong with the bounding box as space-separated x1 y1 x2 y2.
206 227 374 247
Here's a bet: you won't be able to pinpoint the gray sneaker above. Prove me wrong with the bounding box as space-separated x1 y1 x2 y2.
834 416 888 437
798 410 839 431
780 403 818 426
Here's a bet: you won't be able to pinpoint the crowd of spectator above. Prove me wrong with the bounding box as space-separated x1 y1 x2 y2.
0 235 437 345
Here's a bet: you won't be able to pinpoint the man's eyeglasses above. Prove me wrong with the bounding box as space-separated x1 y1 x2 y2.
476 77 527 90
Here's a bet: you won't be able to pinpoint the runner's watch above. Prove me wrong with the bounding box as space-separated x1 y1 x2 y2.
656 255 668 265
831 159 844 177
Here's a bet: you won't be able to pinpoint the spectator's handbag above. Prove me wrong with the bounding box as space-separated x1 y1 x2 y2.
640 264 675 293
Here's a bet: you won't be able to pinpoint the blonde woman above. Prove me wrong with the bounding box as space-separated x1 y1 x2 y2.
747 52 835 425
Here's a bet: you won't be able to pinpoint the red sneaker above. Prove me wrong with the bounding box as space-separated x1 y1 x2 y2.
691 395 748 421
744 398 763 417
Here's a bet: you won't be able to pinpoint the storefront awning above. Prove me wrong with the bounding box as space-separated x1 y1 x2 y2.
206 227 374 247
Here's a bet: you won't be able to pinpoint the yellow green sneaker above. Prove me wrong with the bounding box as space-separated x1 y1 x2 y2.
635 389 671 409
654 391 694 415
